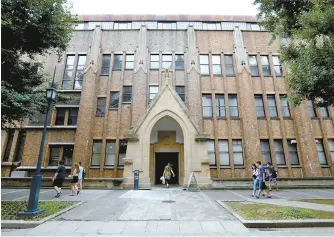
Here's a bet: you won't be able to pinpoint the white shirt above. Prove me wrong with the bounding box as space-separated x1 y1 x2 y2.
78 166 84 180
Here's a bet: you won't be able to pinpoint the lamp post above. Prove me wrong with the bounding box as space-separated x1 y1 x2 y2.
18 67 57 217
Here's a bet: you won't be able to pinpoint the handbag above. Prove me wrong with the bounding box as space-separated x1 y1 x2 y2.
160 176 165 184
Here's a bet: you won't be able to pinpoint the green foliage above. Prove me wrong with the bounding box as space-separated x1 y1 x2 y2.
1 0 77 129
254 0 334 106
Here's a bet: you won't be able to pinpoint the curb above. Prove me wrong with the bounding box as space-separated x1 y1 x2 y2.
1 201 85 229
216 200 334 228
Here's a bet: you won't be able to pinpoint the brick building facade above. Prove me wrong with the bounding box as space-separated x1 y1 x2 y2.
2 15 334 188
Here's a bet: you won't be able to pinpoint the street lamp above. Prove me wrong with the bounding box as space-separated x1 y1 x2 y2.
18 67 57 217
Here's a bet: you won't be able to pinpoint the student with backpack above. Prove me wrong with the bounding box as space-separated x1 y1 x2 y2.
255 161 272 198
267 162 278 191
77 161 85 194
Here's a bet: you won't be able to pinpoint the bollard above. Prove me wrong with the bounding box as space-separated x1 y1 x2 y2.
134 170 139 190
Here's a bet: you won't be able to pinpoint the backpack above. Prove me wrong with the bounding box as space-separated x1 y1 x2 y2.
82 168 86 179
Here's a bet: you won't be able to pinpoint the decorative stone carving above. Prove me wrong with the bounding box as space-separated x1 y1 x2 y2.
84 60 98 74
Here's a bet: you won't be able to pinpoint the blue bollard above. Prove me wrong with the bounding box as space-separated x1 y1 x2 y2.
134 170 139 190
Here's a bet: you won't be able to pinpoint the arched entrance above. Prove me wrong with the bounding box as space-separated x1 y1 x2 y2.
149 116 184 186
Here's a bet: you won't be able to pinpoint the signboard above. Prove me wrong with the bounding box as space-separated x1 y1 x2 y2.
186 171 200 192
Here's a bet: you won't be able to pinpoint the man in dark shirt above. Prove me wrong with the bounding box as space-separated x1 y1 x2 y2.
255 161 272 198
52 160 66 198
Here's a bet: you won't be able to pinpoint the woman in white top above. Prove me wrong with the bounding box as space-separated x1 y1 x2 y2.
69 163 79 196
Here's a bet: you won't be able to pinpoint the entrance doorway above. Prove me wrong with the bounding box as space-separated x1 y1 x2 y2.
155 152 179 185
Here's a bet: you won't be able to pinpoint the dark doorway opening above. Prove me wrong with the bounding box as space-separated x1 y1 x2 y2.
155 152 179 185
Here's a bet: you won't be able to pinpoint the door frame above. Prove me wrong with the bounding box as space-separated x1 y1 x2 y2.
154 152 180 185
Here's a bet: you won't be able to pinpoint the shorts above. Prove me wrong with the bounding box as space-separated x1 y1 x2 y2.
164 176 171 180
269 177 277 184
77 179 82 185
53 178 64 188
70 176 79 183
259 181 267 190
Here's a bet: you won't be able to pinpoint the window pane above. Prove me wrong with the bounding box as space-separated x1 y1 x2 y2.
118 141 127 166
175 55 184 69
224 55 233 64
63 70 73 80
200 55 209 64
55 108 66 125
78 55 86 65
68 108 78 125
49 147 60 166
110 92 120 109
202 95 212 106
320 107 329 118
150 62 159 69
66 55 75 65
206 140 215 165
225 66 235 76
125 62 134 69
200 65 209 74
248 56 257 66
317 140 327 165
150 86 159 93
105 154 115 166
273 56 280 65
275 66 283 76
123 86 132 103
96 98 106 115
151 55 159 62
212 55 221 64
268 96 278 117
261 56 269 65
219 140 229 166
91 154 101 166
274 140 286 165
250 66 259 76
329 140 334 163
162 55 172 61
228 96 237 106
63 146 74 166
212 65 222 75
308 100 316 118
113 55 123 69
126 55 134 62
74 79 83 90
288 141 299 165
261 140 271 164
262 66 271 76
162 62 172 69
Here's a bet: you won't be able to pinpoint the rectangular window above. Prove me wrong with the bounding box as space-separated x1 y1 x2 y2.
320 107 329 118
158 22 176 29
96 98 106 115
287 140 299 165
224 55 235 76
101 55 111 75
261 55 271 76
328 139 334 163
68 108 79 126
206 140 216 166
200 55 209 75
91 141 102 166
110 92 120 109
273 56 283 76
162 54 172 69
274 140 286 165
118 140 127 167
149 86 159 102
202 95 213 117
260 140 272 164
280 95 291 118
105 140 116 166
55 108 66 125
114 22 132 29
308 100 317 118
125 55 134 69
74 55 86 90
49 146 60 166
212 55 222 75
113 54 122 70
3 130 14 162
229 95 239 118
219 140 229 166
203 22 221 30
14 131 26 162
122 86 132 103
62 55 75 89
255 95 265 118
232 140 244 166
248 55 259 76
216 94 226 118
63 145 73 166
150 54 159 69
317 140 327 165
176 86 185 102
175 54 184 70
267 95 278 118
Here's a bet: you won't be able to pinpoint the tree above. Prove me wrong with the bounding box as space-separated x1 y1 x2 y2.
1 0 77 129
254 0 334 106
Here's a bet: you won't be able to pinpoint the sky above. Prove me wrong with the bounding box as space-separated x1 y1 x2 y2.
68 0 259 16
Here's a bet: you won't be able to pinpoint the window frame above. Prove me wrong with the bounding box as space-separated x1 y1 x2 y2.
162 54 173 69
212 55 222 75
118 140 128 167
267 95 278 118
232 140 244 166
308 100 317 119
228 95 239 119
280 95 291 118
287 140 300 165
261 55 271 76
105 140 116 167
202 94 213 118
176 86 185 102
48 146 61 166
224 55 235 76
96 97 106 116
74 55 87 90
215 94 226 118
150 54 160 69
273 56 283 77
320 107 330 118
101 54 111 75
62 55 75 90
255 95 265 119
328 139 334 163
122 86 132 103
3 130 14 162
316 140 328 165
68 108 79 126
91 140 102 167
149 86 159 103
200 55 210 75
55 108 66 126
110 91 120 109
206 140 216 166
125 54 134 70
248 55 259 76
260 140 272 164
218 140 229 166
274 140 286 165
113 54 123 70
175 54 184 70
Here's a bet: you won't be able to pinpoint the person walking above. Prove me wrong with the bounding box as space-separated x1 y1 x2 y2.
69 163 80 196
251 163 259 197
255 161 272 198
163 163 175 189
52 160 66 198
267 162 278 191
77 161 84 194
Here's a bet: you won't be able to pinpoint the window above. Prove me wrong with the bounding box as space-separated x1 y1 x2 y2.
212 55 222 75
55 108 66 125
96 98 106 115
150 54 159 69
91 141 102 166
287 140 299 165
62 55 75 89
274 140 286 165
149 86 159 102
200 55 209 75
320 107 329 118
216 94 226 118
206 140 216 166
261 56 271 76
202 95 213 117
273 56 283 76
63 146 74 166
328 140 334 163
203 22 221 30
101 55 111 75
113 55 123 70
110 92 120 109
122 86 132 103
267 95 278 118
158 22 176 29
232 140 244 166
114 22 132 29
162 54 172 69
260 140 272 164
49 147 60 166
308 100 317 118
74 55 87 90
229 95 239 118
248 55 259 76
219 140 229 166
105 140 116 166
224 55 235 76
175 54 184 70
3 130 14 162
14 131 26 162
125 55 134 69
68 108 79 126
118 141 127 166
280 96 291 118
255 95 265 118
316 140 327 165
176 86 185 102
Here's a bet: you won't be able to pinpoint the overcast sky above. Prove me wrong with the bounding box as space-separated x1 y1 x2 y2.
68 0 259 16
